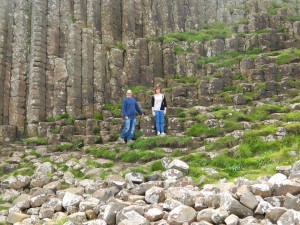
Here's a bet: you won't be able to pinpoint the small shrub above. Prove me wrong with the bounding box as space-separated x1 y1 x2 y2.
46 117 56 122
93 126 101 134
93 113 103 120
150 161 165 171
66 117 74 125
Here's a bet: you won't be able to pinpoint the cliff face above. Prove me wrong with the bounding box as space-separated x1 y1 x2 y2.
0 0 299 136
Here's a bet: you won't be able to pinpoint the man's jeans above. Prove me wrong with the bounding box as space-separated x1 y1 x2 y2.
120 118 136 140
154 110 164 133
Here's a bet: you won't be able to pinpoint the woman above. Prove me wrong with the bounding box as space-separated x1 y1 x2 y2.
151 85 167 136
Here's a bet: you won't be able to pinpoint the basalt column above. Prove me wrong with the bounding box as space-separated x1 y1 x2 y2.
101 0 122 45
2 1 13 125
87 0 101 37
9 0 31 134
94 43 107 112
66 24 82 118
82 28 94 117
0 0 11 125
26 0 48 135
46 0 60 118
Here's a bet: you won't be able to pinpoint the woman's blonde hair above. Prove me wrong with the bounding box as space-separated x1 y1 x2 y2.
153 85 161 94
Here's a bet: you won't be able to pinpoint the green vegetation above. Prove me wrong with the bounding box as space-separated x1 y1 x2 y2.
120 149 166 163
93 113 103 120
22 137 48 146
267 1 285 15
86 147 117 160
286 15 300 22
92 126 101 134
103 104 122 118
161 22 233 43
130 136 193 150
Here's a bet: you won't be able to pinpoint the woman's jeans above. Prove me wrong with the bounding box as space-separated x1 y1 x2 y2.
120 118 136 140
154 110 165 133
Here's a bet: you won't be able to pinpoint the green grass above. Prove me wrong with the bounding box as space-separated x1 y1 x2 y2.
130 136 193 150
267 1 285 16
54 143 74 152
22 137 48 145
185 124 222 137
281 112 300 122
285 123 300 134
119 149 166 163
86 147 117 160
161 23 233 43
286 15 300 22
205 136 238 151
93 113 103 120
103 104 122 118
150 161 165 171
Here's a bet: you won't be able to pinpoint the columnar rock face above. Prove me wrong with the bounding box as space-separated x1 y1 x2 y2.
26 0 48 136
0 0 299 135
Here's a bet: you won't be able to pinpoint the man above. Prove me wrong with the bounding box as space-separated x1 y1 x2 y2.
119 90 143 143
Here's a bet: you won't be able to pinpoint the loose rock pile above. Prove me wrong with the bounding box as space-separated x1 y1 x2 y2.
1 157 300 225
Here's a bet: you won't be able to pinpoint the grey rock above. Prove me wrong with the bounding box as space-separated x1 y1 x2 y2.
277 209 300 225
224 214 239 225
219 191 253 218
161 169 184 180
196 208 215 223
145 187 165 204
265 207 287 223
240 192 258 210
167 159 189 174
168 205 196 225
62 192 84 209
144 207 164 222
284 193 300 211
103 202 130 225
125 172 144 184
250 183 272 198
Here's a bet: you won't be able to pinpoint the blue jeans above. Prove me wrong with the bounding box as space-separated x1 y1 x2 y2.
154 110 165 133
120 118 136 140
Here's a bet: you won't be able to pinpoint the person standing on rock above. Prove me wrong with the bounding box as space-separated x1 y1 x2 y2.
119 90 144 143
151 85 167 136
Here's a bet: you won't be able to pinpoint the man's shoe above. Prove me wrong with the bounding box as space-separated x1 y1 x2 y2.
118 137 125 144
161 133 166 136
157 131 161 136
127 140 134 143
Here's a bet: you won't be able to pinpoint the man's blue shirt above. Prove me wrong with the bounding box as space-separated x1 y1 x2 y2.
121 97 143 119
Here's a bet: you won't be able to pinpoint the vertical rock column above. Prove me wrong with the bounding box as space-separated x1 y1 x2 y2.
66 24 82 118
3 1 14 125
109 48 124 103
53 58 68 117
185 0 200 30
101 0 122 45
94 43 107 112
161 0 174 34
163 42 176 77
148 41 163 79
122 0 135 48
82 28 94 117
74 0 87 24
173 0 185 32
136 38 153 86
142 0 156 37
46 0 60 118
124 49 140 86
26 0 48 136
9 0 31 134
87 0 101 37
0 0 8 124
